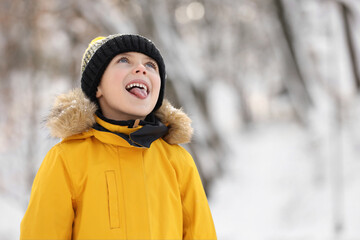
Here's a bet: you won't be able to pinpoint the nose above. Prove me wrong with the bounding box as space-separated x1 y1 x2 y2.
133 64 147 75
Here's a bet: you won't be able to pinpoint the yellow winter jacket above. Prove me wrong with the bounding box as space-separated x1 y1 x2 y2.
20 89 217 240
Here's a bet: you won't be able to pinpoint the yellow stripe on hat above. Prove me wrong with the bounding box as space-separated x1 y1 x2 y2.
90 36 106 45
81 36 108 73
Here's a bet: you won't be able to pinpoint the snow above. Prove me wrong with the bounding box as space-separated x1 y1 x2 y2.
0 195 23 240
209 119 360 240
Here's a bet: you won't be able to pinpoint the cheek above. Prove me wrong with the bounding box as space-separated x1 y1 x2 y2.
153 76 161 94
99 73 123 95
109 71 126 85
102 74 127 95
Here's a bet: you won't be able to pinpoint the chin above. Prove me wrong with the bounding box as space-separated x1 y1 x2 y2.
128 103 155 116
133 111 153 119
126 108 153 119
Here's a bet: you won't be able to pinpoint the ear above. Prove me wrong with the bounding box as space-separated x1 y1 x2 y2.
96 87 103 98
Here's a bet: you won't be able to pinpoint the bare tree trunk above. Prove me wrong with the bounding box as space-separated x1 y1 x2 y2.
339 2 360 91
273 0 313 124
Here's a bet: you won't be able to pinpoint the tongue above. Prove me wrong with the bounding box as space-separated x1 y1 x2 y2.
129 87 148 99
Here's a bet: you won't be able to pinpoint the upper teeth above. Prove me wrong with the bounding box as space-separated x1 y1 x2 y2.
126 83 148 92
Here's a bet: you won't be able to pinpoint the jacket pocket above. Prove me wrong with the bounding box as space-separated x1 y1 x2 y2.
105 170 120 229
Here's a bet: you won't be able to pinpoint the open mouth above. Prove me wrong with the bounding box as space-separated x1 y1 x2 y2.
125 82 149 99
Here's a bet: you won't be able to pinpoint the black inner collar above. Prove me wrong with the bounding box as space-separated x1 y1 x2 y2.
95 110 157 128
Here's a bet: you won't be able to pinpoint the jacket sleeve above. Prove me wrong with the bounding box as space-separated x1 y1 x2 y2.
177 147 217 240
20 145 75 240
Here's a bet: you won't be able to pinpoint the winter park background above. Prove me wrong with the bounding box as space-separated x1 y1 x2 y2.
1 0 360 239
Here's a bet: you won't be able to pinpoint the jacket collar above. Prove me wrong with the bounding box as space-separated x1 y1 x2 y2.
93 114 168 148
46 88 193 145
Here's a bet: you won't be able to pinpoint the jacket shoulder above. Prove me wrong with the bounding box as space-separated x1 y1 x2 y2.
156 140 196 172
61 129 95 143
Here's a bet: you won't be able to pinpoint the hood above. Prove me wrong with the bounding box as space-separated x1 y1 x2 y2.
46 88 193 145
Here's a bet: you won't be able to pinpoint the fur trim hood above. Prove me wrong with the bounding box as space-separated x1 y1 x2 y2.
46 88 193 145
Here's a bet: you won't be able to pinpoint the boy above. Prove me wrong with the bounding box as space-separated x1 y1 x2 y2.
20 34 217 239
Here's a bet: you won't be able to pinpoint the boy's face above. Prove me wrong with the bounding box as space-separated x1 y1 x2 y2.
96 52 161 121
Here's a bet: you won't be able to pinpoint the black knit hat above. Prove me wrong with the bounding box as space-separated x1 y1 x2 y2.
80 34 166 112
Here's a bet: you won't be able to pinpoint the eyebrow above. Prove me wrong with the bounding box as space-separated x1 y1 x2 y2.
114 53 131 59
140 54 153 60
118 53 131 56
117 52 156 61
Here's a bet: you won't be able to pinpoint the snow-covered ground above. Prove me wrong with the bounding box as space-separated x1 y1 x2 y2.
210 120 360 240
0 195 23 240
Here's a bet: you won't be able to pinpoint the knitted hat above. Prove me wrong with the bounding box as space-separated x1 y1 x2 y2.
80 34 166 112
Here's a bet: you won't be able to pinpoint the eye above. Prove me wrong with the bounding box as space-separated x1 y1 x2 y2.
145 61 157 70
117 57 129 63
